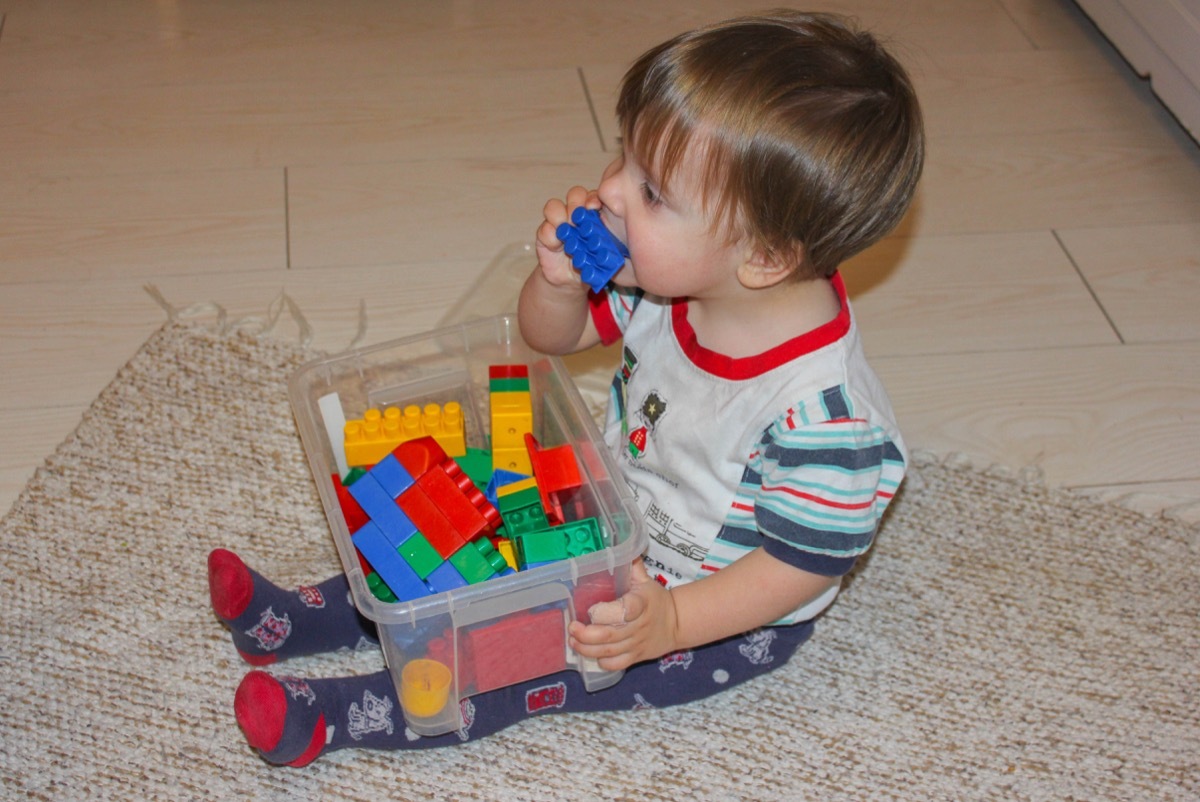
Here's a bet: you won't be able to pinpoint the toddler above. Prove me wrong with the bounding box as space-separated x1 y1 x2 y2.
210 10 923 766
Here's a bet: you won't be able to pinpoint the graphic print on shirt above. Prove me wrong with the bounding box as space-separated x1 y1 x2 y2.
610 344 639 439
627 389 667 460
642 501 708 584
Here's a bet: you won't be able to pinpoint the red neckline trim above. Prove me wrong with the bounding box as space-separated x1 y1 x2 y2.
670 273 851 380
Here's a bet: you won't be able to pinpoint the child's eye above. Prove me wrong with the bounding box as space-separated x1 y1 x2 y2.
640 181 663 208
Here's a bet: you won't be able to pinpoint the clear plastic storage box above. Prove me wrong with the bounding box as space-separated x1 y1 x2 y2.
288 315 646 735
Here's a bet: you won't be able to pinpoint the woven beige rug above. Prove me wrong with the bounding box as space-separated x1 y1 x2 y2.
1 321 1196 801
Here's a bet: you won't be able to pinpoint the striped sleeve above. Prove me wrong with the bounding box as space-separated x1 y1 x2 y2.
714 386 905 578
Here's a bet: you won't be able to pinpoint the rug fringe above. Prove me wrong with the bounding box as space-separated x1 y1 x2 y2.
143 284 368 352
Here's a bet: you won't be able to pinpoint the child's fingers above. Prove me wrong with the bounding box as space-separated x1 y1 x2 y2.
563 185 595 213
536 218 564 251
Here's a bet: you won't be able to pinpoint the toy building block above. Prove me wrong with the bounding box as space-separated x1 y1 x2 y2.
560 517 605 557
416 462 491 544
525 433 583 525
495 538 518 571
400 659 453 719
397 531 444 579
485 468 531 508
346 471 418 547
490 392 532 449
462 608 567 693
393 434 449 476
448 539 500 584
333 474 370 534
457 448 495 490
352 522 430 601
366 572 398 603
513 527 570 568
556 207 629 293
473 536 511 575
525 434 582 494
489 365 534 474
318 393 351 479
489 364 529 381
423 560 470 594
398 478 466 559
496 478 550 537
344 402 466 468
370 452 417 498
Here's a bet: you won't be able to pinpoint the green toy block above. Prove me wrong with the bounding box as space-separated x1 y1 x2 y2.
458 447 495 491
560 517 605 557
343 466 368 486
366 572 398 602
398 532 443 579
498 485 549 536
448 539 498 584
514 528 570 567
473 537 510 574
489 376 530 393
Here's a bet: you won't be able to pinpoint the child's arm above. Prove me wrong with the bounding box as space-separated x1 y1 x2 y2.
568 548 838 671
518 186 605 355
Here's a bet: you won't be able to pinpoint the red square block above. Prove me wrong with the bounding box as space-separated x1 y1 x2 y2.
488 364 529 379
417 465 490 543
397 483 464 559
463 608 566 693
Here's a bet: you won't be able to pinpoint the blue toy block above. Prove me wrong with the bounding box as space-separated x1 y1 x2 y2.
351 522 430 601
347 472 418 547
485 468 532 509
424 560 470 594
370 452 416 498
556 207 629 292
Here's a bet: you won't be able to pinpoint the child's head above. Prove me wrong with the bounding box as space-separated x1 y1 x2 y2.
617 10 924 280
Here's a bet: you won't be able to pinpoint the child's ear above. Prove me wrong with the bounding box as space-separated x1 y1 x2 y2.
737 244 803 289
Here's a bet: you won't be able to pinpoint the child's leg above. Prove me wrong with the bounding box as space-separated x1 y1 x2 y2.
208 549 378 665
235 622 813 765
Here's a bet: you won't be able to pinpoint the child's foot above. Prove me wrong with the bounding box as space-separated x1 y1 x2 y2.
207 548 378 665
234 669 405 766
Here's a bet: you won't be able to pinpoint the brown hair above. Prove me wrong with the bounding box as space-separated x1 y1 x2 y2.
617 10 924 279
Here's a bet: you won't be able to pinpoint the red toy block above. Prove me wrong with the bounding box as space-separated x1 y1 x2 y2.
397 483 465 560
437 457 502 531
462 608 566 693
416 465 490 543
333 474 370 533
393 436 449 478
524 434 583 525
488 364 529 379
525 434 583 494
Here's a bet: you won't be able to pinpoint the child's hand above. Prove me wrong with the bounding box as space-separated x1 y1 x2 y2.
568 561 680 671
535 185 601 288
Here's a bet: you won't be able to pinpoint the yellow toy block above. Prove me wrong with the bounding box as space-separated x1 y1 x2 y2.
495 538 518 571
492 446 532 475
490 390 532 449
344 402 465 467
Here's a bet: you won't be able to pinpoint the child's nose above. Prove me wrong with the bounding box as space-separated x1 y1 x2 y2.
597 157 624 215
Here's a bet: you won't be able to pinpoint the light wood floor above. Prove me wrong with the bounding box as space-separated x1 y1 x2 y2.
2 0 1198 520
